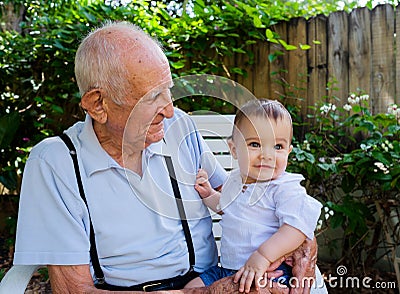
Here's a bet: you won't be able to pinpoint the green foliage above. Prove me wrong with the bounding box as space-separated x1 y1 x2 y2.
0 268 5 281
287 89 400 270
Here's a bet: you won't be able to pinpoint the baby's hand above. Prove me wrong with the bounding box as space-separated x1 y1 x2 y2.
234 250 271 293
194 169 214 199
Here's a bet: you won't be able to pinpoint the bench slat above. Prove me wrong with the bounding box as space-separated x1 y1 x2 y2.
191 115 235 138
203 139 231 153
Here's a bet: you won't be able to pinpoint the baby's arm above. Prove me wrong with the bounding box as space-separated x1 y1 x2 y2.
194 168 221 212
234 224 306 293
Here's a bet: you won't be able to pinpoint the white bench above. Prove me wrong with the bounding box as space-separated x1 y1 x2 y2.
0 114 236 293
190 114 237 255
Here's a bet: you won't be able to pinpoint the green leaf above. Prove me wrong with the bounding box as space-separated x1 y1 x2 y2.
371 150 390 166
313 40 321 45
278 39 297 50
299 44 311 50
253 16 264 28
231 67 244 75
268 53 277 63
170 60 185 69
265 29 278 43
370 173 392 181
0 112 20 148
51 105 64 114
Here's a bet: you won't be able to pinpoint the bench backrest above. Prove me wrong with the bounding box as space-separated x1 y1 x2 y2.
190 114 237 254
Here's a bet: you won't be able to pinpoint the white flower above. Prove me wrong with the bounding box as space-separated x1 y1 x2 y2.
331 104 337 111
316 219 323 231
374 161 389 172
343 104 352 111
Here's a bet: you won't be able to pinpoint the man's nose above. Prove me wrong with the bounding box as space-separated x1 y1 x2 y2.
160 101 174 118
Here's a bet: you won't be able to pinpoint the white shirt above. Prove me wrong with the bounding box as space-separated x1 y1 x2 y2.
14 108 227 286
220 169 322 270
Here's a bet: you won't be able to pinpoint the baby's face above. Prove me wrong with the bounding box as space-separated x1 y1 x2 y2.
229 115 293 184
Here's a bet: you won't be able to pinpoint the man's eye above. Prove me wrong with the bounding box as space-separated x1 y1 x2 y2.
249 142 260 148
274 144 283 150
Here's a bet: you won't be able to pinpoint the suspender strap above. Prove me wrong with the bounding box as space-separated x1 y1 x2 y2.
59 133 105 284
164 155 195 267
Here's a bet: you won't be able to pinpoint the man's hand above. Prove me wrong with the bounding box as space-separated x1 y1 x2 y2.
260 237 317 294
288 237 317 294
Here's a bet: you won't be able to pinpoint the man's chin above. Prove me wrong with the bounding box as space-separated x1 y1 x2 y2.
144 135 164 148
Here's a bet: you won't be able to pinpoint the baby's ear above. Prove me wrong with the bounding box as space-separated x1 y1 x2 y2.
228 138 238 159
288 144 293 154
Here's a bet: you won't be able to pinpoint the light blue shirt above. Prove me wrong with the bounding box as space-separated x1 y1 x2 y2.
14 108 227 286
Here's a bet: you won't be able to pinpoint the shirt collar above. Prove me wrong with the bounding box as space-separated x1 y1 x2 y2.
78 115 120 176
79 115 173 176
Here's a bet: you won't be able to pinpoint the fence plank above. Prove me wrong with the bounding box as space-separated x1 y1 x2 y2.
328 11 349 105
287 17 308 110
253 41 271 99
349 7 372 101
307 15 328 114
270 22 288 101
236 45 255 98
396 8 400 106
371 4 395 114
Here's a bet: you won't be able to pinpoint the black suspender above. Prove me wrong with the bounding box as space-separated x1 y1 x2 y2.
59 133 195 286
59 133 105 284
164 155 195 267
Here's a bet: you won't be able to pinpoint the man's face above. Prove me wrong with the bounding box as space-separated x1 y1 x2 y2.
113 36 174 151
229 115 293 184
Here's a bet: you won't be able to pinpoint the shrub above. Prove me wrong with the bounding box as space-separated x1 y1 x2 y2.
288 90 400 272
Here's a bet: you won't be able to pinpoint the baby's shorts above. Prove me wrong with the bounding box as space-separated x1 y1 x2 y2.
199 262 292 287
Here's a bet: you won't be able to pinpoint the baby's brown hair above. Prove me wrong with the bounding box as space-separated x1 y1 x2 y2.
232 99 293 141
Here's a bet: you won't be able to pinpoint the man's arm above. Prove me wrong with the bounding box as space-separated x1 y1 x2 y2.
48 265 286 294
287 237 318 294
48 265 103 293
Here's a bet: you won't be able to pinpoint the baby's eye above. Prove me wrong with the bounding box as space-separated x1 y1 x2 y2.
274 144 283 150
249 142 260 148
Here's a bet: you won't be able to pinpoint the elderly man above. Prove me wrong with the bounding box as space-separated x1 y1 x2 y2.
13 21 319 293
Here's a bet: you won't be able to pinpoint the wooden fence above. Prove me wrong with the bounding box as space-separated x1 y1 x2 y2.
219 4 400 115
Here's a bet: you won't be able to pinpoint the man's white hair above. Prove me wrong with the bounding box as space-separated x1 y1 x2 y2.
74 20 162 105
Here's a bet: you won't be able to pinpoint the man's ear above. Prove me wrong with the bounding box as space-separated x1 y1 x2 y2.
228 138 238 160
81 89 107 124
